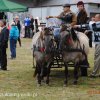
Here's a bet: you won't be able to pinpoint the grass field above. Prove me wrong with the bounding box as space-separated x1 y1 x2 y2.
0 39 100 100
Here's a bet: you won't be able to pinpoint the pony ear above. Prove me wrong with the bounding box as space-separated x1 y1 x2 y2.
43 27 49 32
71 28 78 41
44 27 47 31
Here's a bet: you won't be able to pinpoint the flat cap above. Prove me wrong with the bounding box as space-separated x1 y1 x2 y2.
63 4 71 7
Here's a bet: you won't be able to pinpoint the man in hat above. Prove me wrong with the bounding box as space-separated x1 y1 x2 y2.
46 4 77 48
0 20 9 70
47 4 77 26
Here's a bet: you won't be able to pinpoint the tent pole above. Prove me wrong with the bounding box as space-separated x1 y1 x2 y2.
40 0 42 21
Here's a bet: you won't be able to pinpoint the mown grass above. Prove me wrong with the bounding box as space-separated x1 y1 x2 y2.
0 39 100 100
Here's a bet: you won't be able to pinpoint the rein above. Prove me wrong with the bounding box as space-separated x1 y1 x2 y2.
61 28 85 53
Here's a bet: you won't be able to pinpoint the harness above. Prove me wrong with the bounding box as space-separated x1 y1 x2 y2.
33 37 45 53
60 29 85 55
61 12 73 24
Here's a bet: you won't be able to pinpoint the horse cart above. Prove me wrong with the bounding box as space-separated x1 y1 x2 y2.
32 18 90 85
33 18 76 69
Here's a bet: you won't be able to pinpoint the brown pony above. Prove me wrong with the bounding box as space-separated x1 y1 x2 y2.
32 28 54 86
59 25 89 86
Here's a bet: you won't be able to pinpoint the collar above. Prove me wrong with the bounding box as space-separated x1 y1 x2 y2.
64 10 72 15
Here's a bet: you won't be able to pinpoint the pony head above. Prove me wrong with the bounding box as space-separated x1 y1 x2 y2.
42 27 54 53
60 25 78 49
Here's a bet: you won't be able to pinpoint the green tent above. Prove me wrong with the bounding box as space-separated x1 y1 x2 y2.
0 0 28 12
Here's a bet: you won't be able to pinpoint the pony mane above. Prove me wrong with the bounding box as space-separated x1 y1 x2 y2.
40 31 44 40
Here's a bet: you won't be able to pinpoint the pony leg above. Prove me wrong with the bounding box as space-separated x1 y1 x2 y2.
64 63 68 86
73 63 79 85
46 62 52 85
37 73 41 86
80 54 89 76
36 64 42 86
33 67 38 77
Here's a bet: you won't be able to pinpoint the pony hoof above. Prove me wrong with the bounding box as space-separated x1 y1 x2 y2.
63 84 67 87
73 81 78 85
46 83 49 86
37 84 41 87
46 80 49 85
41 80 45 83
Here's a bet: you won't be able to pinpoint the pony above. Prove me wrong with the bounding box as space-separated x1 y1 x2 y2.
32 27 54 86
59 25 89 86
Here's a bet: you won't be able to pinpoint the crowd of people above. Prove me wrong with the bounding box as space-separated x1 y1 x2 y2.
24 15 39 38
0 14 40 71
0 1 100 78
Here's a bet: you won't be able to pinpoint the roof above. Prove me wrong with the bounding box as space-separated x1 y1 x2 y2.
0 0 28 12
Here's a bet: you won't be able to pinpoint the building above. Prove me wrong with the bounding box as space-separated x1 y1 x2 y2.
8 0 100 23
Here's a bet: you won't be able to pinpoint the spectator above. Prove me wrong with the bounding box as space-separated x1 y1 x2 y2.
9 22 19 59
30 15 34 38
0 26 2 67
0 12 7 20
35 18 39 33
14 16 21 47
24 16 31 38
90 14 100 77
0 20 9 70
7 23 11 31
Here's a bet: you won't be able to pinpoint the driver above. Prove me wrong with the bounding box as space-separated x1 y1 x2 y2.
47 4 77 48
47 4 77 27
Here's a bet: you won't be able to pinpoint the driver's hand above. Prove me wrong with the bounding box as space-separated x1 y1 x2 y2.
73 25 80 28
55 16 60 18
46 16 54 19
46 16 50 19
